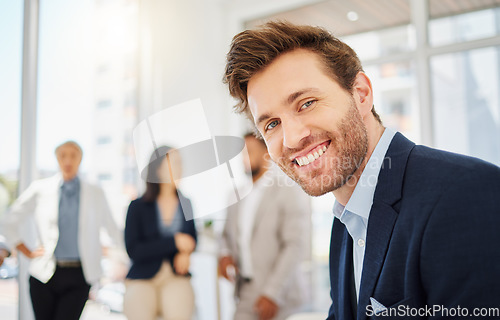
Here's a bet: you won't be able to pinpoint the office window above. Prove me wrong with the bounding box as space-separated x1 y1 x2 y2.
0 1 24 318
343 24 416 60
429 0 500 18
36 1 138 317
431 47 500 166
0 0 23 182
36 0 95 175
429 8 500 47
364 61 419 142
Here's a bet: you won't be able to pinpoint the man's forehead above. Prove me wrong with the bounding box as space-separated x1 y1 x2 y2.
57 144 81 155
247 50 326 102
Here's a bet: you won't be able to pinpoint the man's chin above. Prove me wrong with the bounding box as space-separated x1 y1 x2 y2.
298 182 339 197
277 163 338 196
292 174 343 197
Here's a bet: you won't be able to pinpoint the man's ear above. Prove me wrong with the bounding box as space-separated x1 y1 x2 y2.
352 72 374 119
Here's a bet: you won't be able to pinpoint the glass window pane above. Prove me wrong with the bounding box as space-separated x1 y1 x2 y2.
431 47 500 166
0 0 23 179
429 8 500 47
36 0 95 175
343 25 416 61
429 0 500 18
0 1 24 318
365 61 420 143
36 0 138 317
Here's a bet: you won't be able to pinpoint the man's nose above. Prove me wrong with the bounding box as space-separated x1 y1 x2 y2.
282 116 310 149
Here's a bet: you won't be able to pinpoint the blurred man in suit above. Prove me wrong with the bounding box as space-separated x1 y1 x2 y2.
219 133 311 320
1 141 123 320
224 21 500 320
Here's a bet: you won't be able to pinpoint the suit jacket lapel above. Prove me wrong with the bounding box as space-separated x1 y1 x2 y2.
357 132 415 320
330 219 357 320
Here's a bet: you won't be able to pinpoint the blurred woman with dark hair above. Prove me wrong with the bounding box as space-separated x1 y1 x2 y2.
123 146 197 320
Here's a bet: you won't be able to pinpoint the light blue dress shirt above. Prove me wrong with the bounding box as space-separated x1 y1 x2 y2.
54 176 81 261
332 128 396 300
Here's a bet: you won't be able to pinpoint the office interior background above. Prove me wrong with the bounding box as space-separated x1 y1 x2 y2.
1 0 499 319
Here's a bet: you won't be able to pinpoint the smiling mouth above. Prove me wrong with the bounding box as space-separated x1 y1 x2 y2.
292 141 330 167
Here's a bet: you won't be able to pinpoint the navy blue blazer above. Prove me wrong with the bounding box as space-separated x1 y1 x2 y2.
125 193 197 279
328 133 500 320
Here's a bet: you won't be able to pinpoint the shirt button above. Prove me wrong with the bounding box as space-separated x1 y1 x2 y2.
358 239 365 247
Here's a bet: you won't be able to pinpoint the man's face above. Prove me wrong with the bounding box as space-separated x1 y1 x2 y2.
243 136 268 178
247 49 368 196
56 144 82 181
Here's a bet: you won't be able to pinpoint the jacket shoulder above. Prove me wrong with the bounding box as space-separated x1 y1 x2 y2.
408 145 500 185
128 197 148 210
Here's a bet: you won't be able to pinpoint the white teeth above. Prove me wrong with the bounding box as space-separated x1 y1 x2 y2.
295 144 329 167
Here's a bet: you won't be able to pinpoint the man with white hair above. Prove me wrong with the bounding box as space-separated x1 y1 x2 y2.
1 141 123 320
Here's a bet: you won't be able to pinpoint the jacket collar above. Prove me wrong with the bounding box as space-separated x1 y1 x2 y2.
356 132 415 320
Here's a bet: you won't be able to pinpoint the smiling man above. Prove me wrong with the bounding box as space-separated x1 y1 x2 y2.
224 22 500 320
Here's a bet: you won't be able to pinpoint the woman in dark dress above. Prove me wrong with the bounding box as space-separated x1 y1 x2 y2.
123 146 197 320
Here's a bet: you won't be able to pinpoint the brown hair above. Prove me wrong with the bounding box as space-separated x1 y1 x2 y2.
142 146 177 202
223 21 381 123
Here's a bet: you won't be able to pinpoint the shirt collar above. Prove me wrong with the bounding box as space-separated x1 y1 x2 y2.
61 176 80 193
333 128 396 220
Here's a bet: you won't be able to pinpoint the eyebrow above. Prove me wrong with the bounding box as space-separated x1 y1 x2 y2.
284 87 319 106
256 113 272 128
255 87 320 127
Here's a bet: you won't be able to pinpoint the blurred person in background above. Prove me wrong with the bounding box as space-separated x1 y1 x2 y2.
219 133 311 320
0 181 10 266
123 146 197 320
0 140 123 320
0 235 9 267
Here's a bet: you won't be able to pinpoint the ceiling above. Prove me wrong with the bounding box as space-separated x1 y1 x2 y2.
245 0 500 36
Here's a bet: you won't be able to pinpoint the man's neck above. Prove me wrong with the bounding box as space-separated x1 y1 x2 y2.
63 174 78 182
333 124 385 206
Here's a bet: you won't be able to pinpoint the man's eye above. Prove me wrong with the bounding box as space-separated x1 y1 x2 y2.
265 120 280 131
300 100 315 110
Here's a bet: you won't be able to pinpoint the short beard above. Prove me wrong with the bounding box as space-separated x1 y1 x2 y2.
276 102 368 196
